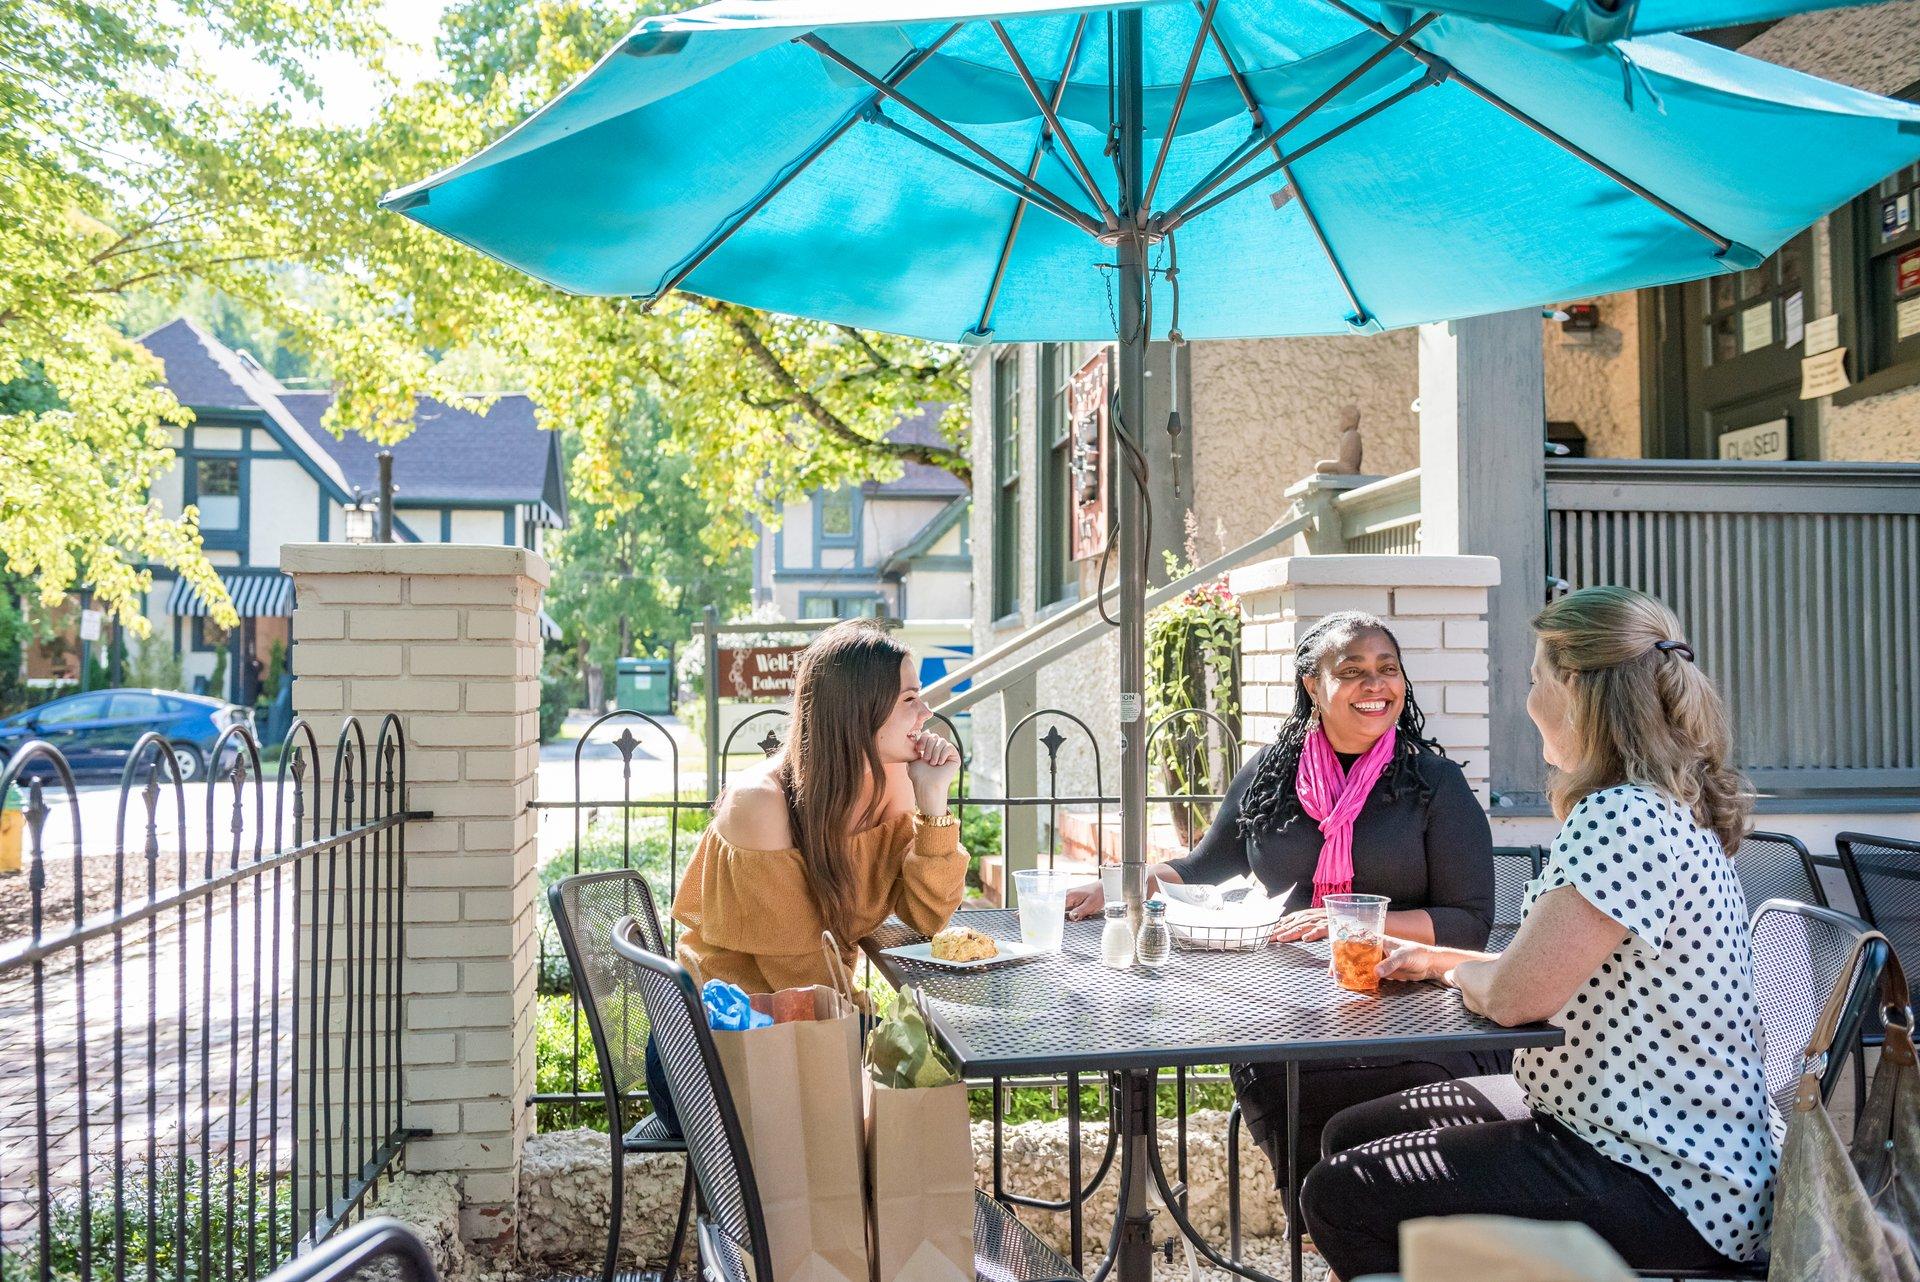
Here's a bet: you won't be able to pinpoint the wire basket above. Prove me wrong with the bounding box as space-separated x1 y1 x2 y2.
1168 915 1280 951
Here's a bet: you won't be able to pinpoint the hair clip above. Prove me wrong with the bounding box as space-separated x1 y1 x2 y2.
1653 640 1695 661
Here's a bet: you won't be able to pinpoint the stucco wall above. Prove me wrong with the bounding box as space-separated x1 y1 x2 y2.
1542 291 1644 459
1188 332 1420 551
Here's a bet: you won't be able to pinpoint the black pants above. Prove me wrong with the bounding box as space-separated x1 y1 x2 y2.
1299 1075 1734 1279
1231 1050 1506 1200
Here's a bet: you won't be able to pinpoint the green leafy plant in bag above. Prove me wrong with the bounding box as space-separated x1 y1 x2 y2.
864 987 959 1089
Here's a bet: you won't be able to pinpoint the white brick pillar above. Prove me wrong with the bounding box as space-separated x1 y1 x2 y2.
1228 554 1500 802
284 543 547 1252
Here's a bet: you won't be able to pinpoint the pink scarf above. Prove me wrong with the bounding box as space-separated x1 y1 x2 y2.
1295 725 1397 907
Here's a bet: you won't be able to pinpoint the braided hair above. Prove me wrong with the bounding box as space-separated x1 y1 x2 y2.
1236 611 1444 840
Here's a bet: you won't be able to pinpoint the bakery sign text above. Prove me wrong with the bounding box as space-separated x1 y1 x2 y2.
716 646 807 699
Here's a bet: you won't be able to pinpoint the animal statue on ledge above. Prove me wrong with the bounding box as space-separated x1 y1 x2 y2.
1314 404 1364 475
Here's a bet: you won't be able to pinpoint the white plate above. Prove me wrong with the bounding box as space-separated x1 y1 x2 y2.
879 939 1046 971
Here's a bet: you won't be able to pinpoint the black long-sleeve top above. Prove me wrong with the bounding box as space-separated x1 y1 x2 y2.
1164 744 1495 950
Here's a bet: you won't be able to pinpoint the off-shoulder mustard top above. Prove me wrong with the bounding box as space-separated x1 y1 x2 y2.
671 812 968 993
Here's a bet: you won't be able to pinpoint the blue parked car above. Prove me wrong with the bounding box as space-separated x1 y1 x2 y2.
0 689 252 782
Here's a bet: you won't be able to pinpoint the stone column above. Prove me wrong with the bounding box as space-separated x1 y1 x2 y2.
284 543 547 1252
1229 554 1500 803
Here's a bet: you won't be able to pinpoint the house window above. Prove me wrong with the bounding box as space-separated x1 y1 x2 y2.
1834 86 1920 405
194 458 242 530
991 351 1021 620
799 593 883 620
818 489 855 543
1035 343 1074 607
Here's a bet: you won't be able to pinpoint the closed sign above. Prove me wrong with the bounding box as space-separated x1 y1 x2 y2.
1717 420 1789 462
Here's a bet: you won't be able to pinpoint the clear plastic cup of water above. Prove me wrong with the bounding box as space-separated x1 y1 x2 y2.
1014 869 1079 952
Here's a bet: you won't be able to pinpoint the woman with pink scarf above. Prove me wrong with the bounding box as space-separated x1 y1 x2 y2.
1066 611 1494 1193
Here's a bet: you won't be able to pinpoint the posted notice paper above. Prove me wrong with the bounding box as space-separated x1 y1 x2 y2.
1800 346 1851 399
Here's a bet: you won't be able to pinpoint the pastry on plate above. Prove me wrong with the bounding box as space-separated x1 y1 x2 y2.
930 924 998 963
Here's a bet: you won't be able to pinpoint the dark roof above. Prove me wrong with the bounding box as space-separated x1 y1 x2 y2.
863 405 967 496
278 390 560 508
139 317 277 411
137 316 562 516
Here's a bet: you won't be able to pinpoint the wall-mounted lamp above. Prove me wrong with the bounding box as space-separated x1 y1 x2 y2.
1561 302 1601 333
343 489 378 544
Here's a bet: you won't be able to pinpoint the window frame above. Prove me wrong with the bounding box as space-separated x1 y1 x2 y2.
1035 343 1075 608
193 616 232 654
815 488 857 548
1834 77 1920 408
991 350 1022 622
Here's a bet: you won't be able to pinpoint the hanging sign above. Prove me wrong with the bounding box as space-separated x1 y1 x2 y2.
715 646 806 699
1067 349 1110 563
1804 313 1841 355
78 609 103 642
1717 420 1789 462
1901 247 1920 295
1799 347 1852 399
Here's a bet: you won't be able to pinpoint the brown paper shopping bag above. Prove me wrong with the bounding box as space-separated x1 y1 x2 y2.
712 976 872 1282
866 1079 975 1282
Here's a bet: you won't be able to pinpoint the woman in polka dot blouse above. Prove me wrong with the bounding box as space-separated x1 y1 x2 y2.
1299 586 1772 1278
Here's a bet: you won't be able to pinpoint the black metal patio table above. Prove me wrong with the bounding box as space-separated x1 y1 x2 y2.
865 909 1562 1282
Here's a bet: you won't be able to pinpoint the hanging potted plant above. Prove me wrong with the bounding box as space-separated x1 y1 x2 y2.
1145 556 1242 847
0 781 23 875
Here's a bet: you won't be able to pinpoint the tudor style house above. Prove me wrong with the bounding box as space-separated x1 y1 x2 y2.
124 317 567 703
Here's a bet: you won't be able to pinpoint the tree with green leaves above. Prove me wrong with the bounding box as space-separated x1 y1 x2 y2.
546 403 752 681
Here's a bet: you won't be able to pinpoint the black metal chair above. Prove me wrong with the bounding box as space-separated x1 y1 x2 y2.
1487 845 1543 951
263 1219 441 1282
606 915 1083 1282
550 870 697 1282
1734 830 1827 913
1837 831 1920 955
1636 898 1888 1280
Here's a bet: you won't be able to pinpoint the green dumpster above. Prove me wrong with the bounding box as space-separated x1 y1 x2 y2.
615 657 674 715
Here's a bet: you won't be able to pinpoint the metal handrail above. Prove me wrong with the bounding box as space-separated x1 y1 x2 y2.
930 506 1311 715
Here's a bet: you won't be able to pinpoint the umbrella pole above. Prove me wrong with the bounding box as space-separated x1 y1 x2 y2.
1115 8 1148 934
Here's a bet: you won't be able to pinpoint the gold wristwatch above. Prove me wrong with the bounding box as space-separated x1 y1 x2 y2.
916 808 959 828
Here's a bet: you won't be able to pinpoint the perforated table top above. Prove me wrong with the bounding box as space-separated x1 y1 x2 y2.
865 910 1561 1076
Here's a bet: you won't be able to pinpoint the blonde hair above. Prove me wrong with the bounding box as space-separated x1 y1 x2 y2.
1531 586 1752 855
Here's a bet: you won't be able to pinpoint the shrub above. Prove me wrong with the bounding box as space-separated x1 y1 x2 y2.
0 1155 293 1282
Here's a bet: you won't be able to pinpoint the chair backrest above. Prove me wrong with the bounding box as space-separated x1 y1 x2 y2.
1487 846 1541 950
548 870 672 1128
1735 830 1827 912
1838 831 1920 955
263 1218 440 1282
1749 899 1888 1115
609 915 773 1282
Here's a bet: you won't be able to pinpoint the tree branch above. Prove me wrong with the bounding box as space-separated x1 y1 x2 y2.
703 300 971 486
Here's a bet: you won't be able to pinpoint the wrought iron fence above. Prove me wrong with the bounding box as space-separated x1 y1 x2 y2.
0 716 425 1281
530 701 1255 1271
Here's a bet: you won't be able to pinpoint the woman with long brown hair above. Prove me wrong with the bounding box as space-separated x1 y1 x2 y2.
672 618 966 992
1299 586 1772 1278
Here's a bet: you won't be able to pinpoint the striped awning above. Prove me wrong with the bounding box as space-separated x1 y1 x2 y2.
166 570 294 618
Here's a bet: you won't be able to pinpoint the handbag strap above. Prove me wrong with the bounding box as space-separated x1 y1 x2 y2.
1795 927 1914 1110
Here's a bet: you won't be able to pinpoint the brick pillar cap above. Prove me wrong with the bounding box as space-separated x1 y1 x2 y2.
1229 554 1499 597
281 543 551 588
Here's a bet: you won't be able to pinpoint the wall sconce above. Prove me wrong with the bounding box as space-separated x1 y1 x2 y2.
1561 302 1601 333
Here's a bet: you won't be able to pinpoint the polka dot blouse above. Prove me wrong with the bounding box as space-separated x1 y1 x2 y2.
1514 784 1777 1263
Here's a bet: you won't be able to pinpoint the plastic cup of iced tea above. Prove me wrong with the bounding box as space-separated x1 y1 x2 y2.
1324 893 1389 993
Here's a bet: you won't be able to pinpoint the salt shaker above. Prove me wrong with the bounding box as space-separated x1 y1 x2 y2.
1134 898 1173 970
1100 903 1134 968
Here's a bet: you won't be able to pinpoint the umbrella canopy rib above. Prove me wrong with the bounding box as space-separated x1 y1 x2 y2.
1188 5 1373 324
1139 0 1223 218
863 107 1100 234
975 16 1092 337
990 21 1122 230
1164 69 1441 231
801 33 1101 237
1155 9 1437 225
643 26 964 304
1321 0 1740 255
